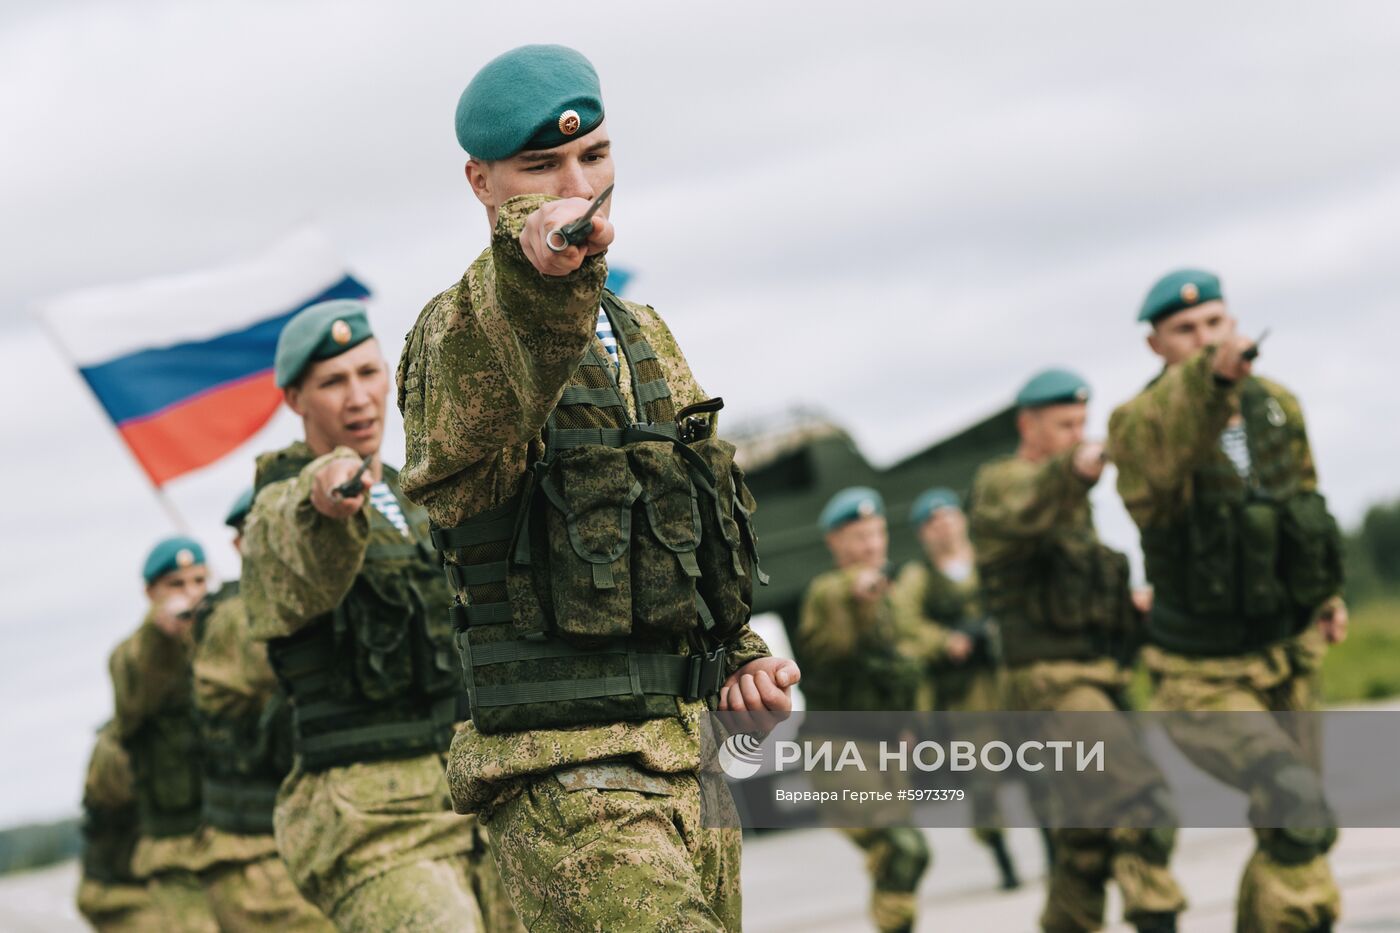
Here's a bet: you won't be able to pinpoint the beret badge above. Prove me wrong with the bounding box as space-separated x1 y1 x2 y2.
559 109 581 135
175 548 194 568
331 319 353 345
1180 282 1200 305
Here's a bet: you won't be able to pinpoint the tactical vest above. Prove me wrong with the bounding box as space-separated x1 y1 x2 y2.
430 292 767 735
799 575 923 713
918 559 997 671
261 446 466 772
125 700 202 839
920 559 978 628
191 582 291 835
1140 378 1344 656
81 802 140 884
978 481 1136 667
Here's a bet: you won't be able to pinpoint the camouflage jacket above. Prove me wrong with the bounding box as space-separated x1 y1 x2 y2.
241 443 371 642
796 567 934 711
1107 346 1317 531
969 451 1096 566
396 194 769 812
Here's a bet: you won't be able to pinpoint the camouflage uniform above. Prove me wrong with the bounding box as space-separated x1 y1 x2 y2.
797 567 931 933
76 721 162 932
1109 347 1343 932
108 613 220 932
970 452 1186 932
396 193 772 931
242 446 519 932
190 583 333 932
890 560 1026 880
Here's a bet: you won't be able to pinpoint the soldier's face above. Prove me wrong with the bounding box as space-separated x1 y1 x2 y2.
919 508 967 553
826 515 888 570
467 122 614 226
145 564 209 607
1020 403 1086 459
284 339 389 459
1148 300 1237 365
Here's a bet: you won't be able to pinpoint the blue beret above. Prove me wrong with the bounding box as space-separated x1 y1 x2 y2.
225 488 254 529
455 45 605 160
143 536 205 584
820 486 885 532
1017 368 1091 408
1139 268 1223 324
909 488 962 526
274 300 374 388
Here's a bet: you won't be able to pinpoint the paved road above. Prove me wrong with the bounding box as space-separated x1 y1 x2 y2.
3 824 1397 931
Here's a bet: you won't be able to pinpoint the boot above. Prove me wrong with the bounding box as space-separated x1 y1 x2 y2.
987 832 1020 890
1134 911 1178 933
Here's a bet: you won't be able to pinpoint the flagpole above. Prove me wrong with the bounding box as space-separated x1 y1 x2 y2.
31 310 194 535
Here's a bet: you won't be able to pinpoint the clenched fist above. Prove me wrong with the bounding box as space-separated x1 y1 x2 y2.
519 197 614 277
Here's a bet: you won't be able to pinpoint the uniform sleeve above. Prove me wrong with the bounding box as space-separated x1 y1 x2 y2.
1108 347 1239 529
396 194 608 513
192 595 277 721
242 447 370 640
969 454 1092 563
109 615 191 739
890 561 953 662
797 570 880 664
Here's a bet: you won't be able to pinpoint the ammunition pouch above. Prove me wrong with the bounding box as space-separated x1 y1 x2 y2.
127 707 202 839
1142 380 1344 656
268 624 467 772
985 535 1135 667
80 805 139 884
433 297 766 735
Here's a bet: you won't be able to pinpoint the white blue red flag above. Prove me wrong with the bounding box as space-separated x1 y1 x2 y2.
38 229 370 487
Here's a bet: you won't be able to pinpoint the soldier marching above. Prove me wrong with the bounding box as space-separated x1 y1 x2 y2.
73 45 1355 933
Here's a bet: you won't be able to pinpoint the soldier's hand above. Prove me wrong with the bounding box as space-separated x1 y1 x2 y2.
1319 599 1349 645
311 458 368 520
152 594 195 637
1212 334 1257 384
1072 442 1107 483
719 657 800 734
520 198 615 277
1131 586 1154 616
944 631 974 664
852 567 887 603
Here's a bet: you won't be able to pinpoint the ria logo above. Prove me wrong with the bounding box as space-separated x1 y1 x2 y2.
718 732 765 780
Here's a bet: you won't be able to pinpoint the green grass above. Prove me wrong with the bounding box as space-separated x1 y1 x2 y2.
1320 595 1400 704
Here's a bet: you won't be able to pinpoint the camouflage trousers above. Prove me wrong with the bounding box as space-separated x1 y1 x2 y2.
1004 659 1187 932
481 762 742 932
839 828 931 933
202 850 333 932
75 877 164 933
145 868 221 933
937 666 1016 853
1145 635 1340 933
811 740 930 932
275 751 522 932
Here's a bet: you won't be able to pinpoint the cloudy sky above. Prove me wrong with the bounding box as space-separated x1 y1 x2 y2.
2 1 1398 826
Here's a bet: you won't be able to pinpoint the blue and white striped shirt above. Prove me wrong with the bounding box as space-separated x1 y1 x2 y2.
596 306 619 374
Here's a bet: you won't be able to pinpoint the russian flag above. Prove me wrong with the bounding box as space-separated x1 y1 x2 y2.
37 229 370 487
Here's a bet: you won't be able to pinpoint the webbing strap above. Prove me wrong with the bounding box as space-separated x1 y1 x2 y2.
449 601 513 628
431 513 516 550
201 778 278 835
450 560 509 586
559 385 629 408
545 422 680 450
462 636 727 707
299 719 440 757
634 378 671 407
